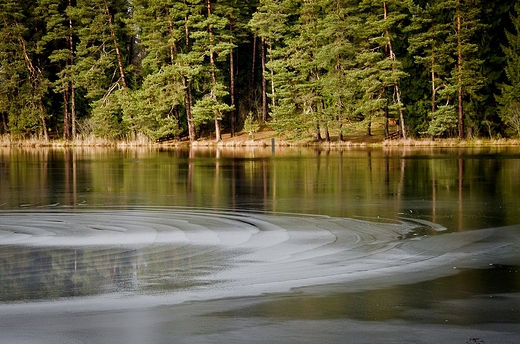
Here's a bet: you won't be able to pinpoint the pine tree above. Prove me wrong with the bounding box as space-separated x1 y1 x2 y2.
213 0 253 136
356 0 409 138
37 0 77 140
278 0 323 140
127 0 185 140
447 0 485 138
475 0 515 138
408 0 484 138
315 0 360 141
0 0 50 139
497 3 520 137
70 0 132 138
408 0 457 137
190 0 235 141
249 0 300 137
0 1 26 134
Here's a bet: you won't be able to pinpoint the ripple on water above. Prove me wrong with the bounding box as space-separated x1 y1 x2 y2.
0 208 518 304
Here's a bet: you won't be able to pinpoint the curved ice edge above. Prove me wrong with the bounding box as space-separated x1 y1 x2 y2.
399 217 448 232
0 209 518 315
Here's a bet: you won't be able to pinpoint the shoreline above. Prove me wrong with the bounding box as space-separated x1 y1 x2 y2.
2 132 520 148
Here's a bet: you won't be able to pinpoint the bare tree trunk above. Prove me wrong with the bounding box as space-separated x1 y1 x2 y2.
104 0 127 88
67 0 76 139
167 8 177 63
384 106 389 138
63 88 70 140
71 82 76 138
338 118 343 141
39 101 49 141
250 34 257 113
184 78 196 142
206 0 221 142
261 37 268 122
432 58 436 116
18 34 48 141
167 7 183 141
1 112 7 133
184 5 196 142
383 2 407 139
457 6 464 139
324 122 330 142
269 42 275 110
314 120 322 141
229 20 236 137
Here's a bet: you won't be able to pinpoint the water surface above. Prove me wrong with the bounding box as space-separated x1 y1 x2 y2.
0 146 519 343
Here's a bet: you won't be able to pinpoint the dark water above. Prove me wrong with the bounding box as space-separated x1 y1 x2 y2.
0 146 519 343
2 146 520 228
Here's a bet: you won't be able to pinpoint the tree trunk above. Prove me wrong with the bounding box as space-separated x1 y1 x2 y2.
261 37 268 122
18 35 48 141
431 61 436 116
167 8 176 64
167 7 181 140
71 85 76 138
183 4 196 142
384 105 389 138
250 34 257 113
104 0 127 88
39 101 49 141
314 120 322 141
63 87 70 140
68 0 76 140
269 41 275 109
229 20 236 137
430 15 437 127
324 121 330 142
457 5 464 139
184 78 196 142
338 116 343 142
206 0 221 142
383 2 407 139
1 112 8 133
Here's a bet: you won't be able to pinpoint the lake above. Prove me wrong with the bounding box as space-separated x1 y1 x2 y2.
0 145 519 343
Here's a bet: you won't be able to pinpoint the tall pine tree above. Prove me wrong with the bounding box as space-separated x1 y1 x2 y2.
37 0 77 140
497 3 520 137
356 0 409 138
70 0 132 138
408 0 457 137
0 0 50 139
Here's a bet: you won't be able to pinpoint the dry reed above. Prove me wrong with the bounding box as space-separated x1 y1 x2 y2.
1 133 154 147
2 132 520 148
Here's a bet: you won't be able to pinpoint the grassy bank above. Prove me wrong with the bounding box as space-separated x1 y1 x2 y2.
0 134 156 148
2 130 520 149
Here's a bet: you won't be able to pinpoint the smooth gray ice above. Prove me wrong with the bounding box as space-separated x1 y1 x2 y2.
1 208 519 343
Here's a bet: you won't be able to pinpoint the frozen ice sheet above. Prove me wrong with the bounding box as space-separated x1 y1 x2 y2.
0 208 519 343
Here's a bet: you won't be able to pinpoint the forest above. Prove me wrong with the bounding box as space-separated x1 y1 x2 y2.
1 0 520 143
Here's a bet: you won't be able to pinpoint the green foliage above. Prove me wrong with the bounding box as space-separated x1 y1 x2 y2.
0 0 518 140
121 66 184 140
243 111 260 140
497 3 520 137
500 101 520 137
407 0 486 138
89 89 128 139
422 105 457 137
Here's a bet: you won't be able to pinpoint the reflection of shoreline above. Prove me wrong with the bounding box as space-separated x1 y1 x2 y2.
1 147 519 232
